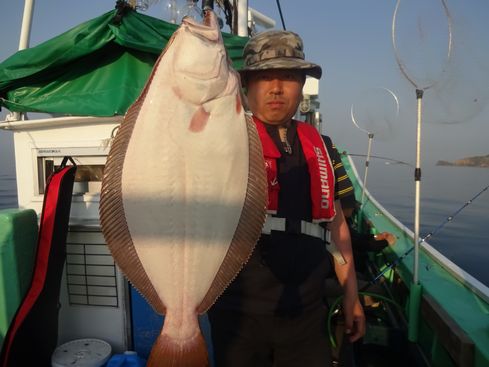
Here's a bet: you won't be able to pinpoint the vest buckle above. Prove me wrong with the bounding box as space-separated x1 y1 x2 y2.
285 218 301 234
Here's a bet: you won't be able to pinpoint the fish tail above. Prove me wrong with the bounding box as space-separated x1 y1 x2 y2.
147 332 209 367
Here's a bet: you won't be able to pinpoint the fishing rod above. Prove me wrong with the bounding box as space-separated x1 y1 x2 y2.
329 181 486 347
369 183 489 285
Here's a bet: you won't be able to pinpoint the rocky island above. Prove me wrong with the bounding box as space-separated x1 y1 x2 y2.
437 154 489 168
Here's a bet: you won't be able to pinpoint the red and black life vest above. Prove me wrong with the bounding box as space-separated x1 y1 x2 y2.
253 117 336 222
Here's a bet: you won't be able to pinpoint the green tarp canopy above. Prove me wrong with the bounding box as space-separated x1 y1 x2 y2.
0 8 248 117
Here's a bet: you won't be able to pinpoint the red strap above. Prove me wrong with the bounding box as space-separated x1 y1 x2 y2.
253 118 280 213
297 123 336 222
253 117 336 222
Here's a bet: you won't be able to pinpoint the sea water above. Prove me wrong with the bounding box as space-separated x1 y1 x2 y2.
0 173 17 210
1 162 488 286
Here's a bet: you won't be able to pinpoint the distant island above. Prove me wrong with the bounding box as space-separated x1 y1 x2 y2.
437 154 489 168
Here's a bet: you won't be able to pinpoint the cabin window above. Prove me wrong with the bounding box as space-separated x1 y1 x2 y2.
37 156 105 195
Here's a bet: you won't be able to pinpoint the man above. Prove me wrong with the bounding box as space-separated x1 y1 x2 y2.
208 30 365 367
341 194 396 273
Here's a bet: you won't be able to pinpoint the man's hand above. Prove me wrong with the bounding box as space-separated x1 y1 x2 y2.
375 232 397 246
342 292 366 342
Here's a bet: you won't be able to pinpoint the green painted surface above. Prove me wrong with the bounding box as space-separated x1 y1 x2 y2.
342 155 489 367
0 209 38 345
408 282 423 342
0 9 247 117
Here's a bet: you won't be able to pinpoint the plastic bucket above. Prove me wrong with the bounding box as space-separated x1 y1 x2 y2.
51 338 112 367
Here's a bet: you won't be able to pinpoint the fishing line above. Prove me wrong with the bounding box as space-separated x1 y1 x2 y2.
275 0 286 30
369 183 489 284
346 153 412 167
329 178 485 346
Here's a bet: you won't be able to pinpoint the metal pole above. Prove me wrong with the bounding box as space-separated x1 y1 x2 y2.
361 133 374 205
410 92 424 343
11 0 35 122
248 8 275 30
18 0 35 50
237 0 248 36
413 88 423 284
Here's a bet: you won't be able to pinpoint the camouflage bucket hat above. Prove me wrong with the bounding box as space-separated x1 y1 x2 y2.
240 30 322 79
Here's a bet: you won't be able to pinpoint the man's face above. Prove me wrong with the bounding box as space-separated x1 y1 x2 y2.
245 69 305 126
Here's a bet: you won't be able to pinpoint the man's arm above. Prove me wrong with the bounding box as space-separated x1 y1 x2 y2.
329 199 366 342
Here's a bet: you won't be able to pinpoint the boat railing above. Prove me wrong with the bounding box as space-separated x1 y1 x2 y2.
346 154 489 305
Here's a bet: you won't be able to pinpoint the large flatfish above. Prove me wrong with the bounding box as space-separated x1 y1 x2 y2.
99 9 266 367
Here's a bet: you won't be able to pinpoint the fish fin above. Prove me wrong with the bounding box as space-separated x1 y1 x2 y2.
99 23 186 316
189 106 210 132
197 114 267 312
100 66 166 315
147 332 209 367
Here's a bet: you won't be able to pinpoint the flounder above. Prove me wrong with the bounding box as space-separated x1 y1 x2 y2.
99 9 267 367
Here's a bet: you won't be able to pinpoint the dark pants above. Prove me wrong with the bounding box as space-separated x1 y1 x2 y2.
208 305 333 367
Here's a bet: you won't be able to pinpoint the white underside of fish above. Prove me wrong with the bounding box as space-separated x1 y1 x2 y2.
122 72 249 339
100 10 267 367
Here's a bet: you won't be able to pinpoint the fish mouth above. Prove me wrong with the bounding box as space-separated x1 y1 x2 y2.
182 9 219 42
203 8 214 27
175 9 225 83
172 8 229 103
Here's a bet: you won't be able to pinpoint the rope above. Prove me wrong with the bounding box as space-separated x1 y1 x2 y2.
346 153 412 166
275 0 286 30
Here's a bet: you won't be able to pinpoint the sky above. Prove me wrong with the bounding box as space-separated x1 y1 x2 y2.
1 0 489 175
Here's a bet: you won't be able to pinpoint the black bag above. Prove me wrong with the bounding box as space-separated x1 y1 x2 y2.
0 157 76 367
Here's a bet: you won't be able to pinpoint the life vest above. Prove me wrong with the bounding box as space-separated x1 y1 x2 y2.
253 117 336 222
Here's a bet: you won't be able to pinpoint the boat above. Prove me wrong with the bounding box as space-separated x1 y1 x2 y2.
338 155 489 367
0 1 488 366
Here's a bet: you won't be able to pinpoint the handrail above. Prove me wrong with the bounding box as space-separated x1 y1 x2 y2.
0 116 122 131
